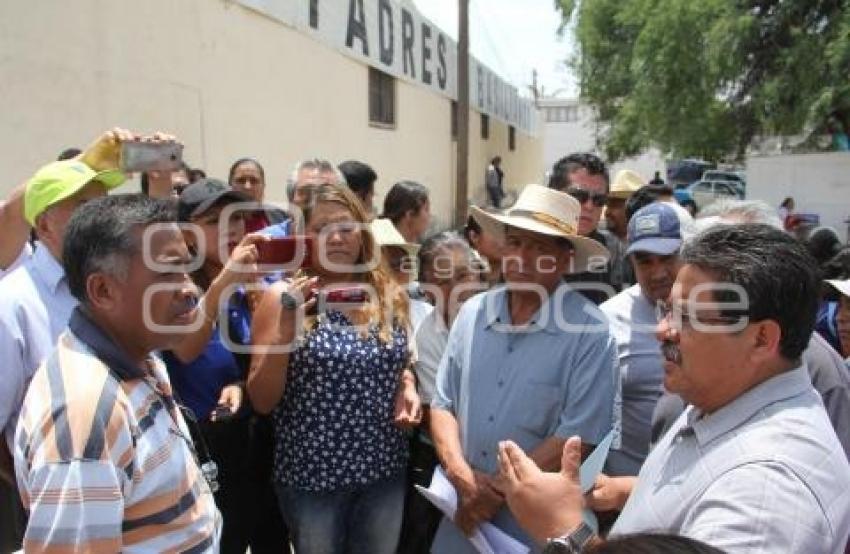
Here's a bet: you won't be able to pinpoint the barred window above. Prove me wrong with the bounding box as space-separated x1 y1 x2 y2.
369 68 395 127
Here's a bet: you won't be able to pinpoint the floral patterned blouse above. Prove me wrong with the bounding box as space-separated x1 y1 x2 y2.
272 310 410 492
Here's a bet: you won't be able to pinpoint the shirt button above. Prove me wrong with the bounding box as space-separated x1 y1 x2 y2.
488 415 494 422
481 451 488 457
498 380 504 387
507 345 514 353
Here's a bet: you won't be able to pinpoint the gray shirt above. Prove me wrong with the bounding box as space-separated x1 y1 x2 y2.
601 285 663 476
651 332 850 459
614 366 850 553
431 282 618 553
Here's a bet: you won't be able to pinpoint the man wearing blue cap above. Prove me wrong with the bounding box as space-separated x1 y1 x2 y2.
600 202 692 476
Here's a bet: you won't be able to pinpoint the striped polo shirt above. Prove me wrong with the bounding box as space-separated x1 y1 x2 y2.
14 308 221 553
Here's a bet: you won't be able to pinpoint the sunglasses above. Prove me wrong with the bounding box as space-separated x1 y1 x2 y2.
566 187 607 207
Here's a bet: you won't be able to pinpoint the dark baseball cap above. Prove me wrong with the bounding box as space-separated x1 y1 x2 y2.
177 178 250 221
626 202 683 255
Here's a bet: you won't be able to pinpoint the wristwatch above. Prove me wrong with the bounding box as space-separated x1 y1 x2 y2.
541 522 595 553
280 291 299 310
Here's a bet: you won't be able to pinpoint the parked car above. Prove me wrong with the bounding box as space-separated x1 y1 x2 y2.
674 180 743 214
667 159 715 187
702 170 746 196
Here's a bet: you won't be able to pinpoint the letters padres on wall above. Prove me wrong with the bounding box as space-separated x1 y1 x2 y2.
237 0 539 135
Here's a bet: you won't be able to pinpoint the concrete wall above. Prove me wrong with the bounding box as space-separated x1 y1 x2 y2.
746 152 850 241
0 0 542 232
540 98 666 183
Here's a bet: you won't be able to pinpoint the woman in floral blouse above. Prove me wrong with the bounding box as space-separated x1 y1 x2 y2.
247 183 421 554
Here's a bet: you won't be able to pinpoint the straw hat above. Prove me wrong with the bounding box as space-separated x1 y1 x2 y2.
469 184 610 272
369 218 420 258
609 169 644 199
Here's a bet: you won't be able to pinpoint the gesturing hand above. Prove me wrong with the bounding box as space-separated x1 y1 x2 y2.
498 436 585 544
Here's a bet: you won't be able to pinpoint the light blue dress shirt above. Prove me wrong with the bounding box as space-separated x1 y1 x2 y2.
0 244 77 448
431 281 618 553
613 365 850 553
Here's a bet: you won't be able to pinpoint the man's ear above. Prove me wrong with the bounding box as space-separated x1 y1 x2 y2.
85 272 120 314
33 211 53 243
749 319 783 364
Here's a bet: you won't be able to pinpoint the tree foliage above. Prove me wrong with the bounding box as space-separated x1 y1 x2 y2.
556 0 850 161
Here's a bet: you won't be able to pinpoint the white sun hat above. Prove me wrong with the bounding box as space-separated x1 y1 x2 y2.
469 184 610 273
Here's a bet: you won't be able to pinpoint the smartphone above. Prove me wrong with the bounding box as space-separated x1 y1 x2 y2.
256 236 313 268
211 405 234 422
121 141 184 173
318 286 371 304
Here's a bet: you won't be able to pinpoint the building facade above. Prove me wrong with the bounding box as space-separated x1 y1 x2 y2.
0 0 543 229
539 97 665 184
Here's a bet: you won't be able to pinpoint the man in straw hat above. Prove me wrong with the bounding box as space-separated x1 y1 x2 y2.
604 169 645 291
429 184 619 552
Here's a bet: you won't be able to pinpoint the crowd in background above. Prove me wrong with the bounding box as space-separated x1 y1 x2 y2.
0 128 849 553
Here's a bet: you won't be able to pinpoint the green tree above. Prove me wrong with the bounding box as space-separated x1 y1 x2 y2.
556 0 850 161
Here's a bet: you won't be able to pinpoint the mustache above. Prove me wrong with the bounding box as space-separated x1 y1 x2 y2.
661 341 681 364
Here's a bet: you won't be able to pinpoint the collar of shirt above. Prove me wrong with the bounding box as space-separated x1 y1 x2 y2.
679 364 812 446
29 242 66 294
68 307 148 381
483 283 568 335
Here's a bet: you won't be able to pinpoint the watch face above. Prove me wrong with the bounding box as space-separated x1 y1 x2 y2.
542 539 573 554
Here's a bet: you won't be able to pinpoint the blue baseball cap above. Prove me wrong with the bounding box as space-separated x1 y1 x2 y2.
626 202 683 255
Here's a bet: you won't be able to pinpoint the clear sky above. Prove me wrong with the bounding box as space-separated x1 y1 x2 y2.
412 0 577 98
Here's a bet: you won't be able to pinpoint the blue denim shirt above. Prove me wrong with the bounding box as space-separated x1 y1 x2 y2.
431 281 618 552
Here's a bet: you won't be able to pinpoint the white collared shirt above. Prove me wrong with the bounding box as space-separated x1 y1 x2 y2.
0 243 32 280
0 243 77 448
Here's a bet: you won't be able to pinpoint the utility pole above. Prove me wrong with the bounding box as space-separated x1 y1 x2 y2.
455 0 470 227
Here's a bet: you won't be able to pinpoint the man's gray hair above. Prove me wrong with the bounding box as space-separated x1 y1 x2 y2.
285 158 347 200
63 194 178 303
696 199 783 229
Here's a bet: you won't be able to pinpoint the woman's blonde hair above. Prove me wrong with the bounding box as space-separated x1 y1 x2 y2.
299 183 410 342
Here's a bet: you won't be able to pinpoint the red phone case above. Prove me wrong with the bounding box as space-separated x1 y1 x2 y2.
256 236 313 268
322 286 370 304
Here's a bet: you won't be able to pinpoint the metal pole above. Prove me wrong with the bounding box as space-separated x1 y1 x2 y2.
455 0 470 228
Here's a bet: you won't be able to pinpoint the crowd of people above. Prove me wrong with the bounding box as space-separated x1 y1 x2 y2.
0 127 849 554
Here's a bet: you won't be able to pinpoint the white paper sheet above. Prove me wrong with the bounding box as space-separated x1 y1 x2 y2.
416 430 615 551
415 468 529 554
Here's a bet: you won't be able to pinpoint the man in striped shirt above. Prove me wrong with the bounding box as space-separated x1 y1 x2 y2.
14 194 221 552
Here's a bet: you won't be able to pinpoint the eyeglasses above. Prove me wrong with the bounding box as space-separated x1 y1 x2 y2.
566 187 607 207
657 300 749 332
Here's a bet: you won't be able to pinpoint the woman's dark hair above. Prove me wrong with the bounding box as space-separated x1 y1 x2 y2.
63 194 177 303
56 147 81 161
780 196 794 209
680 223 819 361
625 185 673 222
806 227 842 267
228 158 265 185
338 160 377 201
463 215 482 243
586 533 725 554
381 181 429 224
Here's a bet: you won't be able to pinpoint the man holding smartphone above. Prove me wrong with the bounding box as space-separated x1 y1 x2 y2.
0 128 178 550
